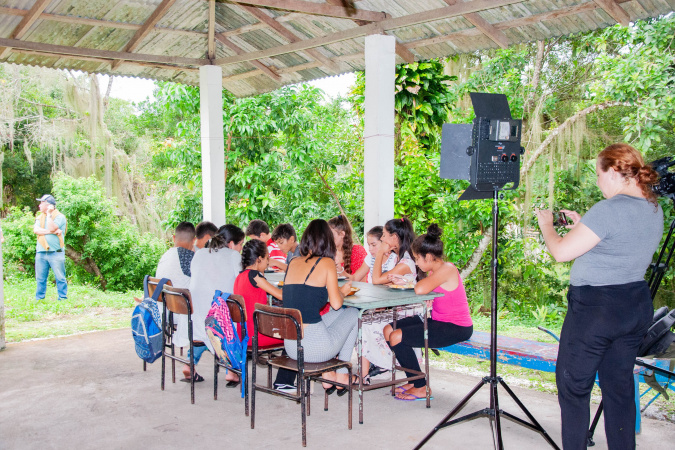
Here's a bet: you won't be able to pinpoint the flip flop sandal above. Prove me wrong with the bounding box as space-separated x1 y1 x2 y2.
394 393 433 402
180 373 205 383
225 380 240 388
394 386 409 395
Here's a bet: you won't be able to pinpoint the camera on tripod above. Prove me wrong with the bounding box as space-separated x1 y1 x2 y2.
649 156 675 200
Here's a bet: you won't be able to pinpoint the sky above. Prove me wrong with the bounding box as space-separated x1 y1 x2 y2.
98 72 357 104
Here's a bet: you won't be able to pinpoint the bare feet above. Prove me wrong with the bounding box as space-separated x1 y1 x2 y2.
225 371 240 382
322 371 337 389
395 385 430 400
394 383 413 394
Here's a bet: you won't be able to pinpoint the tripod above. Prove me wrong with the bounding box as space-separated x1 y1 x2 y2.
415 190 560 450
586 209 675 446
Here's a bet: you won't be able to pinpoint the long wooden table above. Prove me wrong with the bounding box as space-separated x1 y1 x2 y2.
264 272 443 424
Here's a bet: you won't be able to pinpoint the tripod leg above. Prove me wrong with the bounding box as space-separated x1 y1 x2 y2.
492 379 504 450
587 400 603 447
413 378 488 450
499 378 561 450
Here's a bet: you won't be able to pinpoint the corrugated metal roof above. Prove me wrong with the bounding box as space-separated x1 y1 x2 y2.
0 0 673 97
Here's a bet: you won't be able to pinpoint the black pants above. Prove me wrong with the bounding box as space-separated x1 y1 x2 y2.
390 316 473 388
557 282 652 450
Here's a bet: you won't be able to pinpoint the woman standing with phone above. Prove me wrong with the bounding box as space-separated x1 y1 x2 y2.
535 143 663 450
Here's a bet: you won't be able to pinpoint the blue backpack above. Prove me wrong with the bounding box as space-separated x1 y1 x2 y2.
131 277 170 364
205 290 249 398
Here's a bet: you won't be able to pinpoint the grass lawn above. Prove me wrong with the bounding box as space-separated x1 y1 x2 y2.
2 278 141 342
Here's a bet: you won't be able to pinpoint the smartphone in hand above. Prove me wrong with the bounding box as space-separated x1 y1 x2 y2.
552 211 568 227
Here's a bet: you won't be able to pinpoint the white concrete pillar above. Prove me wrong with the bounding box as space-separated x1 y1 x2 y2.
364 34 396 236
199 65 226 226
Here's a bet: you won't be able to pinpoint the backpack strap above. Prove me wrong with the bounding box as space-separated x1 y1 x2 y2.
151 277 171 302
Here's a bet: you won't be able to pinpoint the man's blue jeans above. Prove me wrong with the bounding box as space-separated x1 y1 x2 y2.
35 251 67 300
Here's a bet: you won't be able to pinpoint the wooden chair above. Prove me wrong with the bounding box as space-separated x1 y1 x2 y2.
141 276 173 372
161 286 196 404
212 295 285 415
251 304 352 447
211 294 249 415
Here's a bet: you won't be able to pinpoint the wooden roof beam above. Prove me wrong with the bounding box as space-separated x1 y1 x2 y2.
240 5 339 72
214 0 522 65
215 34 281 81
323 0 415 63
395 41 415 64
0 37 207 66
0 6 205 38
594 0 631 26
0 0 53 59
111 0 178 70
442 0 508 48
225 0 388 22
13 48 201 74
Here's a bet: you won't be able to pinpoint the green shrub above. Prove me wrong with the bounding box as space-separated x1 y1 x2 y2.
2 206 39 278
48 174 167 291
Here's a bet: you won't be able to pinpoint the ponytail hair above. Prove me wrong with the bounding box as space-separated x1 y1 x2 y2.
597 143 659 206
384 217 415 260
412 224 444 260
328 215 355 274
241 239 268 269
209 224 245 252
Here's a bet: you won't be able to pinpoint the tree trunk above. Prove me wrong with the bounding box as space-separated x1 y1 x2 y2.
460 226 492 279
65 246 107 290
315 167 348 219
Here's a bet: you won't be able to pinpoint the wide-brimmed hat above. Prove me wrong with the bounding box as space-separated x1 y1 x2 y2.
36 194 56 205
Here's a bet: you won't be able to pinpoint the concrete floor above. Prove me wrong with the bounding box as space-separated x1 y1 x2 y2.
1 329 674 449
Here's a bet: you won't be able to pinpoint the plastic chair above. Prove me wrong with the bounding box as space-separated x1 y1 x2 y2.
161 286 196 404
251 304 352 447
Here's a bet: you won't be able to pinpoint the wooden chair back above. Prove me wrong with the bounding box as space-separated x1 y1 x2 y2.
226 294 246 323
253 304 303 341
162 286 193 315
147 276 172 301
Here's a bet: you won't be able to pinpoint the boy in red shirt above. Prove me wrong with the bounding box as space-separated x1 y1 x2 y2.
245 219 287 271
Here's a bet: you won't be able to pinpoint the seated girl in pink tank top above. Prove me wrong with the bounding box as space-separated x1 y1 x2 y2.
384 224 473 402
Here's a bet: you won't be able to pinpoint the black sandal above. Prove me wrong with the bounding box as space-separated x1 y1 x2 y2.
180 373 205 383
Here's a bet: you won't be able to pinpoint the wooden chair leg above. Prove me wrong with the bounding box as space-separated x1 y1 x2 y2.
245 363 250 417
251 372 256 430
324 382 329 411
161 350 166 391
306 377 311 416
171 344 176 384
214 362 219 400
347 367 353 430
189 342 195 405
301 378 307 447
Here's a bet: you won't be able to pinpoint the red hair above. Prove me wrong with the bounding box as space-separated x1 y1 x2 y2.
597 143 659 205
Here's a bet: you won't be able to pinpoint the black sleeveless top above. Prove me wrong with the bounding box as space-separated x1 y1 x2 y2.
282 257 328 324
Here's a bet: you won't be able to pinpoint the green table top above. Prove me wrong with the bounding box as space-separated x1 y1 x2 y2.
343 281 442 310
264 272 442 310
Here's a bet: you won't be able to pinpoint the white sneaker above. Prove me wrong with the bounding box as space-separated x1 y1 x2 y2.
274 383 297 394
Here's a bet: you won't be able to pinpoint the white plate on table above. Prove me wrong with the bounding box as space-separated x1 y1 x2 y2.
388 285 415 291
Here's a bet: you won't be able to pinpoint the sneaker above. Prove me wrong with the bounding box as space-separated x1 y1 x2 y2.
274 383 297 394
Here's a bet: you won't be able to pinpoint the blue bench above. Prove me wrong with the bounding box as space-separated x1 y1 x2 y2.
439 330 674 434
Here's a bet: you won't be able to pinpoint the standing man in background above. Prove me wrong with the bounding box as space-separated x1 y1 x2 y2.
34 194 67 301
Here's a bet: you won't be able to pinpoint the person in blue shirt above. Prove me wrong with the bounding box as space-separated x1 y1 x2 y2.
33 194 67 301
